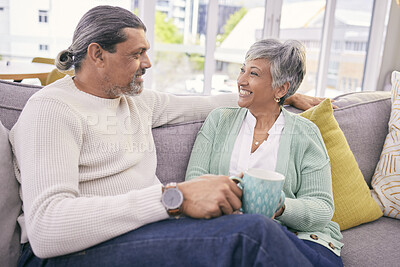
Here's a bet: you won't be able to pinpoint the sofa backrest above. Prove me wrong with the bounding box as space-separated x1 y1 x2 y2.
0 80 41 130
0 79 391 187
286 91 391 187
331 92 391 186
154 91 391 187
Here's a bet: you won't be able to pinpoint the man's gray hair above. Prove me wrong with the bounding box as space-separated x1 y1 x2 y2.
56 5 146 71
245 39 306 105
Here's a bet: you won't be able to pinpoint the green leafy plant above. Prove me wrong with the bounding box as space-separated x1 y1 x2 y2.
155 11 183 44
217 7 247 46
189 54 204 71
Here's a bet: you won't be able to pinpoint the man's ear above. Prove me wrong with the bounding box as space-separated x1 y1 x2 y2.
87 43 105 68
276 82 290 99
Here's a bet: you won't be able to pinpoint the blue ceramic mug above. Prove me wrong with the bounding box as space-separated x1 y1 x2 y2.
230 168 285 218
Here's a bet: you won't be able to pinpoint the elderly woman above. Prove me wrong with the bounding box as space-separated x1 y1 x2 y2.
185 39 343 266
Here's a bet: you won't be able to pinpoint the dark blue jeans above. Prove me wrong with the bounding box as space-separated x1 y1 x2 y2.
19 214 343 267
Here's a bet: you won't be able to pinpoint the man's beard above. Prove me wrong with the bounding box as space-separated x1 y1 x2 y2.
125 76 143 96
105 70 145 98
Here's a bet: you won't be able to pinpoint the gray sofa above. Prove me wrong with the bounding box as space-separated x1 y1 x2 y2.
0 79 399 267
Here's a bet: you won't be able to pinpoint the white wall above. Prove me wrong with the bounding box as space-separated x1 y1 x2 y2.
377 0 400 90
0 0 10 55
0 0 9 34
8 0 131 59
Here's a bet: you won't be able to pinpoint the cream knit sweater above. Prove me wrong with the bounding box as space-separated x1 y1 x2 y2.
9 76 237 258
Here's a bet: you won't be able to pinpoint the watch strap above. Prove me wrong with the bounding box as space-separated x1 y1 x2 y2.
162 183 183 217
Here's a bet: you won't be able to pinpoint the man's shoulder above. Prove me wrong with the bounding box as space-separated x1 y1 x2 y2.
21 76 87 123
131 88 168 107
30 76 74 102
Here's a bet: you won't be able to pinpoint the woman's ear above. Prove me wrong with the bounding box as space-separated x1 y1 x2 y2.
276 82 290 99
87 43 105 68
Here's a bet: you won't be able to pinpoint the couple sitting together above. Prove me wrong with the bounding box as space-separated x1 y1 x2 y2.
13 5 343 267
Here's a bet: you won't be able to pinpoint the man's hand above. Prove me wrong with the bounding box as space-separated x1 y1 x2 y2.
285 93 338 111
178 175 242 219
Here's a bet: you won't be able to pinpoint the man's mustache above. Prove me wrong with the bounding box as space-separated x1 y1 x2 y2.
136 69 146 76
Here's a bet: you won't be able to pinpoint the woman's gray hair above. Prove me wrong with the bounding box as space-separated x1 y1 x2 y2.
245 39 306 105
56 5 146 71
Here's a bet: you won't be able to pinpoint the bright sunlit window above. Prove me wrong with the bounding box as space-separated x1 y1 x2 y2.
0 0 391 97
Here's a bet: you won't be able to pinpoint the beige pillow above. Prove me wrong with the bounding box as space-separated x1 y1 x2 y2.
371 71 400 219
300 99 383 230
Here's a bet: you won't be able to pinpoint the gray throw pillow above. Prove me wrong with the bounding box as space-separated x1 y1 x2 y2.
0 121 21 267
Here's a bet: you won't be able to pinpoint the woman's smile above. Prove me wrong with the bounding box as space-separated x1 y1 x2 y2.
239 87 253 97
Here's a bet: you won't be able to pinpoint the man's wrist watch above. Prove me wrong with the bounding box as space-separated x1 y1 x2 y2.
161 183 183 217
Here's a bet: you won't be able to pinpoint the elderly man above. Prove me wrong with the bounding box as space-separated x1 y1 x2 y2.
11 5 328 266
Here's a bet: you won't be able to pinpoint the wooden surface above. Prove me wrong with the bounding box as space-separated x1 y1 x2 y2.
0 61 55 85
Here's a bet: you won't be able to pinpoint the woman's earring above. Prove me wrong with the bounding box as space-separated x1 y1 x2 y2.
274 97 280 103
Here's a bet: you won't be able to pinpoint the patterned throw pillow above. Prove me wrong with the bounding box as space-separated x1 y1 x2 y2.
300 99 383 230
371 71 400 219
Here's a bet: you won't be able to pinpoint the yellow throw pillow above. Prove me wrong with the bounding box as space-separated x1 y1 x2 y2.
300 98 383 230
371 71 400 219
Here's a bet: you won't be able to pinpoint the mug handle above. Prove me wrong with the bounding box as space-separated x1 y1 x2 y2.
275 191 286 213
229 176 243 190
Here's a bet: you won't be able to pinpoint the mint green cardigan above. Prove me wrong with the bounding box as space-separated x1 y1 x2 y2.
185 107 343 256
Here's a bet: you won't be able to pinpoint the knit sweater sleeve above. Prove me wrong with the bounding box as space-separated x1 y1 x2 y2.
139 90 238 128
11 98 168 258
184 109 221 180
276 120 334 232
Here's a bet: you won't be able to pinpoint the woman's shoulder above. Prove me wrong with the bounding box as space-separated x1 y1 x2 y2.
202 107 246 130
208 107 245 119
283 109 322 135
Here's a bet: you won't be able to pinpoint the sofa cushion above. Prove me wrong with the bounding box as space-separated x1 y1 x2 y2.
0 121 21 266
300 99 383 230
0 80 41 130
154 121 203 184
371 71 400 218
341 217 400 266
332 92 391 187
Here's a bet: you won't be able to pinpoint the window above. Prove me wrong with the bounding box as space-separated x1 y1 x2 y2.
151 0 208 94
323 0 374 96
149 0 388 97
39 44 48 51
278 0 325 96
38 10 48 23
0 1 391 95
211 1 262 95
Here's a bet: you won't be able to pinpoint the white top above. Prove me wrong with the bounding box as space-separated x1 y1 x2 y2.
229 110 285 176
9 75 238 258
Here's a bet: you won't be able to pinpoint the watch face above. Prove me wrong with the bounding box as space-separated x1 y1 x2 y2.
162 188 183 209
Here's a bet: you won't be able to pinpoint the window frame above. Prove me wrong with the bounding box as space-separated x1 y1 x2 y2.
362 0 390 91
137 0 389 96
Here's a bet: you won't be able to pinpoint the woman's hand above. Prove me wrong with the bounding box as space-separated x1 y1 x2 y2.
272 204 285 219
284 93 338 110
